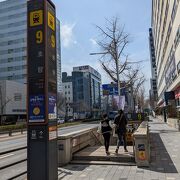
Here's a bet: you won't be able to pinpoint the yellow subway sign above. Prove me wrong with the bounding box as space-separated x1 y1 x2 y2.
30 10 43 27
48 11 55 31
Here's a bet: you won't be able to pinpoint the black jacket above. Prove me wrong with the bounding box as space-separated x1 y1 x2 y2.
101 118 112 134
114 114 127 133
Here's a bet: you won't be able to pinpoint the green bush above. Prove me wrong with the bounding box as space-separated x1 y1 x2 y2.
57 121 81 128
0 123 27 132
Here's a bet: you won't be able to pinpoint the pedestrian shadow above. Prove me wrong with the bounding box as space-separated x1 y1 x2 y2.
58 167 73 179
143 132 178 173
58 164 90 179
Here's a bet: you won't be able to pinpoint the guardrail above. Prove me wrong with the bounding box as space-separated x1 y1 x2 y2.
0 128 26 137
133 120 150 167
57 126 101 166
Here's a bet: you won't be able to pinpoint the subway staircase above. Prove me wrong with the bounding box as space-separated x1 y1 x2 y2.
71 146 135 166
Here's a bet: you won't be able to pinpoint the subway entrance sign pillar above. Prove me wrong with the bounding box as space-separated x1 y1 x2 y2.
27 0 57 179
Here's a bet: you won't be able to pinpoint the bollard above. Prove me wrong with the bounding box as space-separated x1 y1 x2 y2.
9 130 12 136
133 122 150 167
21 129 23 134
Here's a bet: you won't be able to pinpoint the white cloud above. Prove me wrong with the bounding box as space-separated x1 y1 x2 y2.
61 23 76 48
89 38 97 46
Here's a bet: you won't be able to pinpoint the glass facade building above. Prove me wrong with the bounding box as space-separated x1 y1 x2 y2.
72 65 101 118
0 0 61 87
56 19 62 92
0 0 27 83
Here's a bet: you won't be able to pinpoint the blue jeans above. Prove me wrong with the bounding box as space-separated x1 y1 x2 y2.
116 131 127 150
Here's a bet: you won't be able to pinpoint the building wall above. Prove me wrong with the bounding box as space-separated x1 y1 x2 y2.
72 65 101 118
0 0 27 83
72 71 91 114
56 19 62 93
152 0 180 105
0 80 26 115
62 82 73 117
0 0 61 86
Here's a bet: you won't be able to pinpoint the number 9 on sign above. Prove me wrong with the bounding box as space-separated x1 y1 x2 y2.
36 30 43 44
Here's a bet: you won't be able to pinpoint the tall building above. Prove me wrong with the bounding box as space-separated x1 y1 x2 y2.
0 0 27 83
72 65 101 119
151 0 180 117
0 0 61 86
149 28 158 109
56 19 62 93
62 72 73 118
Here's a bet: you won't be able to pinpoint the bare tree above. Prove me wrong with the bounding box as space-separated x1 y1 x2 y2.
137 86 146 112
57 92 66 117
0 86 11 125
94 17 142 94
131 74 146 112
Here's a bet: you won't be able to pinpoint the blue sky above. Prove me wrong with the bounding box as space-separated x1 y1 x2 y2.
53 0 152 92
0 0 152 92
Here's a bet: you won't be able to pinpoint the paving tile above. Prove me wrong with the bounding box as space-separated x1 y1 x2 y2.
58 117 180 180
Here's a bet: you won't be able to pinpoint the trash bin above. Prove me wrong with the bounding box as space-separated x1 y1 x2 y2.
133 125 150 167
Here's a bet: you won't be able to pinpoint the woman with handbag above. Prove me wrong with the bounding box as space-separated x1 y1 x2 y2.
114 109 128 153
97 113 113 155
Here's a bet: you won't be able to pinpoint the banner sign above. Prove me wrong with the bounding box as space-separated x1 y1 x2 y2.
48 94 57 120
29 95 45 122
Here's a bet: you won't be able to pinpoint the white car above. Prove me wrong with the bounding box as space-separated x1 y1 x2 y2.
57 119 65 124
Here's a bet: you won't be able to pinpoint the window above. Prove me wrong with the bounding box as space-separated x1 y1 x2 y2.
0 4 26 14
14 93 22 101
174 26 180 49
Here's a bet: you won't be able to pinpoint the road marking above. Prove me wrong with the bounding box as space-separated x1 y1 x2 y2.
0 153 14 159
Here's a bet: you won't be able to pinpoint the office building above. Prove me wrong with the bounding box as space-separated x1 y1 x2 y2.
0 0 62 87
149 28 158 109
72 65 101 119
0 0 27 83
151 0 180 125
62 72 73 118
0 80 26 124
56 19 62 93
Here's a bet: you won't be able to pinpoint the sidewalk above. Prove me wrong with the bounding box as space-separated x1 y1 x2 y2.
58 117 180 180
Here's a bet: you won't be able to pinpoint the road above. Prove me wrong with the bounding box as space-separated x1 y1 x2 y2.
0 123 98 179
0 123 98 153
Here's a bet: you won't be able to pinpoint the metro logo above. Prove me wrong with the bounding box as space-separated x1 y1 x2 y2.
30 10 43 27
48 11 55 31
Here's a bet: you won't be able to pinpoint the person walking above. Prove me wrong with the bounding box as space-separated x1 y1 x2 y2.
114 109 128 153
97 113 112 155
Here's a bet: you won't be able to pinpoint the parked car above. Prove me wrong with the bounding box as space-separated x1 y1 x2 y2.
57 118 65 124
67 118 74 122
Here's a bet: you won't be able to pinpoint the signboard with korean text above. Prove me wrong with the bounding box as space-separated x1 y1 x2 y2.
27 0 57 179
28 0 45 123
102 83 126 96
28 0 57 124
47 1 57 95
